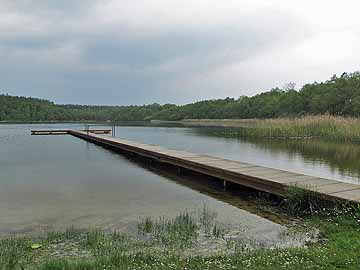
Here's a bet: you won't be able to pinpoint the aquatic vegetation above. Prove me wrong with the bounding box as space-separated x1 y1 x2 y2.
198 204 218 234
254 115 360 143
186 115 360 143
282 184 360 220
84 229 106 249
283 185 327 216
137 217 154 234
46 226 83 244
0 204 359 270
137 212 199 248
136 207 230 249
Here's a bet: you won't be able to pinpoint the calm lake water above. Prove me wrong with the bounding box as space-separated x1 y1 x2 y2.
114 124 360 184
1 123 359 241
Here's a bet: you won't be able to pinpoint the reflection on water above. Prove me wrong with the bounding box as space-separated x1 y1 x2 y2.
1 123 359 242
190 127 360 184
247 139 360 178
0 124 287 245
113 126 360 184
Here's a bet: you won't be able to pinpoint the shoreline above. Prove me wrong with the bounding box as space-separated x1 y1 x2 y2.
1 198 359 270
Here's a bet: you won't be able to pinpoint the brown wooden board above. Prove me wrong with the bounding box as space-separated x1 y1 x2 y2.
329 189 360 202
288 177 341 188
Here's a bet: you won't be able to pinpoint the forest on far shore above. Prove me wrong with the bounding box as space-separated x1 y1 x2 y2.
1 72 360 122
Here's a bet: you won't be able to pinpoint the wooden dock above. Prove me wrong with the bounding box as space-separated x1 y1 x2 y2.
32 129 360 203
31 129 111 135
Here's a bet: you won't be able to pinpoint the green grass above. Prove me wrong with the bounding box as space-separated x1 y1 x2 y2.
46 226 83 244
283 185 330 216
0 237 33 270
1 205 359 270
137 209 219 248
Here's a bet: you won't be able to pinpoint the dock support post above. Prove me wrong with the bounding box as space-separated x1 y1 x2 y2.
223 180 227 190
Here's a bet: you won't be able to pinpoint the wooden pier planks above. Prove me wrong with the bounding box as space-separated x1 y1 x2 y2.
31 130 69 135
66 130 360 203
31 129 112 135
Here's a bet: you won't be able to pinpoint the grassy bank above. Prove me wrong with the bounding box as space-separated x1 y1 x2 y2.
1 200 360 270
170 115 360 143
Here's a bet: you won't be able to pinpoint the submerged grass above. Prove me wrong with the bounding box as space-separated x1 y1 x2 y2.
137 211 208 248
136 206 224 249
1 204 359 270
46 226 83 244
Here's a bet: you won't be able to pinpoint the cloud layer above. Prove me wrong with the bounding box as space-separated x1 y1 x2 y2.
1 0 360 105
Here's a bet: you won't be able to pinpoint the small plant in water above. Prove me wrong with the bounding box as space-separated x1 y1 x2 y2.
137 217 154 235
46 225 82 244
64 225 82 239
137 212 198 248
284 185 327 216
84 229 106 248
212 224 224 238
198 204 218 234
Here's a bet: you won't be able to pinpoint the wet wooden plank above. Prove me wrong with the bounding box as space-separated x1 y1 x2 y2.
329 189 360 202
280 175 321 184
311 183 360 194
229 166 273 174
247 170 302 183
185 156 224 163
196 160 251 169
157 150 203 159
288 177 341 188
247 168 295 177
200 159 249 166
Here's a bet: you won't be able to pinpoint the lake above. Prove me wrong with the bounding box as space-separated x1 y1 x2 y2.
1 123 359 244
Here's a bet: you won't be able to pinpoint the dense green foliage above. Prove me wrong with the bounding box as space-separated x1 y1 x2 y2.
1 72 360 122
0 94 167 122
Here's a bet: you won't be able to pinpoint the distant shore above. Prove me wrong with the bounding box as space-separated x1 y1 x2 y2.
3 116 360 143
0 120 98 124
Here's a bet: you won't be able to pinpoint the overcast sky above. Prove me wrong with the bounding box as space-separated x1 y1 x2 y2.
1 0 360 105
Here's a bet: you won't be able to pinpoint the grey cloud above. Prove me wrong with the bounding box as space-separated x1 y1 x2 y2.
0 1 333 105
3 0 97 16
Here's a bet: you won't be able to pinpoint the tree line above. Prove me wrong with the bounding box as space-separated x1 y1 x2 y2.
1 71 360 122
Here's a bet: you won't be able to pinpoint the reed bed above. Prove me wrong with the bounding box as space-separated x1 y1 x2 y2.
183 115 360 143
255 115 360 142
